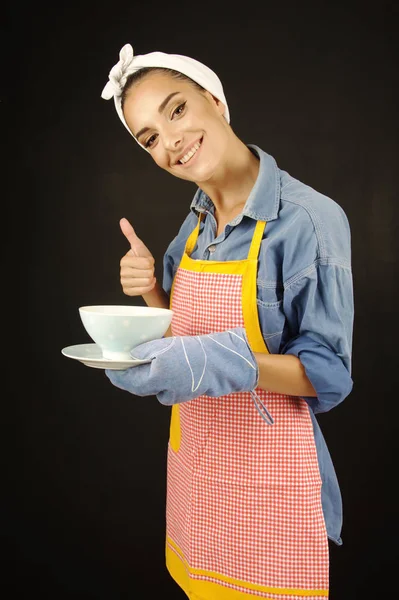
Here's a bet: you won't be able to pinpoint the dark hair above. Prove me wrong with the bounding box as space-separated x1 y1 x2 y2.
120 67 206 111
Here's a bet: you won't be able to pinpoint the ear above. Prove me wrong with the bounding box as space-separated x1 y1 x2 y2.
204 90 226 116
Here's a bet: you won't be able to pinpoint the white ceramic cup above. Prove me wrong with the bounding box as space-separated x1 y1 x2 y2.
79 305 173 360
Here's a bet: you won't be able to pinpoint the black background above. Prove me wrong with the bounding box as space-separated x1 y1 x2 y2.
4 1 398 598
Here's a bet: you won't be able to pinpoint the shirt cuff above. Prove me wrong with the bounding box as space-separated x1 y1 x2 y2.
282 334 353 413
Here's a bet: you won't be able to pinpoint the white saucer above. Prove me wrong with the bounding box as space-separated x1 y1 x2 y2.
61 343 151 370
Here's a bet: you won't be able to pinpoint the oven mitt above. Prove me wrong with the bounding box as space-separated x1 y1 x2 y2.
105 327 259 405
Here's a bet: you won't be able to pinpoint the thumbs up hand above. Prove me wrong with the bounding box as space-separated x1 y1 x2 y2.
119 217 156 296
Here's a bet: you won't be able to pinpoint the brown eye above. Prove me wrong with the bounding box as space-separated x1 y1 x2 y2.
173 102 186 117
145 134 157 148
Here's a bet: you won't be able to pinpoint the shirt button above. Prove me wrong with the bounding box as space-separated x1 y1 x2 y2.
208 244 216 254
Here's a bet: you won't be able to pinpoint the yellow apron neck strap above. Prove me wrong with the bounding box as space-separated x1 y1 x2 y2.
248 219 267 260
185 212 204 256
184 213 267 259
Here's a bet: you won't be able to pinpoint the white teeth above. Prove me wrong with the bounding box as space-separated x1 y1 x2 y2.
179 140 202 164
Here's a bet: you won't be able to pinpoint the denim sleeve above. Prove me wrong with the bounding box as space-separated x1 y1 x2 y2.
162 211 198 295
281 261 354 414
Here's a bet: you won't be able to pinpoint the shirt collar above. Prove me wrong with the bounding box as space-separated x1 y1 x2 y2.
190 145 280 222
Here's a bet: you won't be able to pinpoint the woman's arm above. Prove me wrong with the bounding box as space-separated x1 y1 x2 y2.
142 281 170 309
141 282 317 396
143 282 173 337
279 262 354 413
254 352 317 397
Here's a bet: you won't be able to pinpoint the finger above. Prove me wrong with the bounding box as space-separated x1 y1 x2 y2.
119 217 152 258
121 276 155 288
120 254 155 269
119 217 137 248
122 279 157 296
120 266 155 279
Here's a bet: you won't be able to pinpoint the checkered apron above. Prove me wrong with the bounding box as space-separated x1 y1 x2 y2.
165 215 329 599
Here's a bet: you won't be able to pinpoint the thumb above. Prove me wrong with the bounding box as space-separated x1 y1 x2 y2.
119 217 153 258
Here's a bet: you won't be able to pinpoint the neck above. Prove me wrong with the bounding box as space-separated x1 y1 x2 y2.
196 137 260 218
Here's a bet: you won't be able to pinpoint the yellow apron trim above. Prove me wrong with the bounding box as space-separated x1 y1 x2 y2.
166 537 329 598
179 252 254 272
184 212 203 256
248 218 267 260
169 405 181 452
241 256 269 354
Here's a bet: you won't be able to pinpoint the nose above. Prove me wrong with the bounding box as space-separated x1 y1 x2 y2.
162 126 183 151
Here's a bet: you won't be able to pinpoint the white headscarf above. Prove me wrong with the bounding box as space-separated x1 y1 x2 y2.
101 44 230 151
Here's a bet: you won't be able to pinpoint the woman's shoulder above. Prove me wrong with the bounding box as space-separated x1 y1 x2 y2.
280 169 348 219
277 169 351 263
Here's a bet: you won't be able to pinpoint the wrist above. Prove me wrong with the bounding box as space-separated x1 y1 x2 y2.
142 281 170 309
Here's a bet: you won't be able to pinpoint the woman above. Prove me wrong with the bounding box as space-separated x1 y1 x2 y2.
101 43 354 599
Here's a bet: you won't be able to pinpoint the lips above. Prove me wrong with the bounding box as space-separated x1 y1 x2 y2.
175 136 203 166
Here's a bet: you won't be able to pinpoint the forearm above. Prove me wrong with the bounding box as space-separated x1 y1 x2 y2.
254 352 317 397
142 282 173 337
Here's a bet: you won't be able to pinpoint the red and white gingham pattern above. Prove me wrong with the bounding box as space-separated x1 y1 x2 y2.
167 267 329 596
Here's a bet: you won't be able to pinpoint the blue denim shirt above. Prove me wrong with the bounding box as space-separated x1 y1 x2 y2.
162 145 354 545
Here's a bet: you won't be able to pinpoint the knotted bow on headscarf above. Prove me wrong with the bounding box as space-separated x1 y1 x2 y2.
101 44 135 101
101 43 230 151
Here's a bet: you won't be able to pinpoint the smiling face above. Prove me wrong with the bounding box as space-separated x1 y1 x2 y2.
122 72 231 184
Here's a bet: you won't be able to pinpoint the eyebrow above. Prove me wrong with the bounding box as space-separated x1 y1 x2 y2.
134 92 181 140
